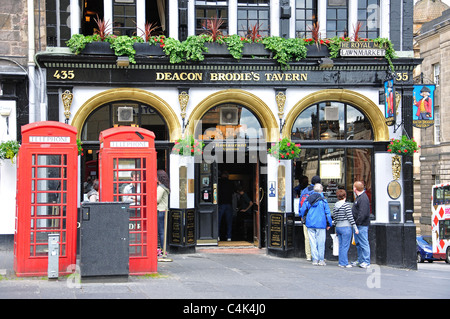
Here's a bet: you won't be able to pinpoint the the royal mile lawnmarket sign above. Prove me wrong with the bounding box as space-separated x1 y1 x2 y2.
340 41 386 57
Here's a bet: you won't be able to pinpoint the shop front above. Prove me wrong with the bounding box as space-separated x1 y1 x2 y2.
37 52 418 268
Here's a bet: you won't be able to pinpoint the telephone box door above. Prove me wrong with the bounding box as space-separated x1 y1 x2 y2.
14 121 78 277
99 127 157 275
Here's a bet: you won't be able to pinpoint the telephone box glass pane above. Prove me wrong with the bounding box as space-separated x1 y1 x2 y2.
113 157 147 258
30 153 68 258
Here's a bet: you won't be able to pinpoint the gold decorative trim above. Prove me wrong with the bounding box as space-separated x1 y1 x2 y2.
71 88 182 142
283 89 389 142
62 90 73 122
185 89 279 142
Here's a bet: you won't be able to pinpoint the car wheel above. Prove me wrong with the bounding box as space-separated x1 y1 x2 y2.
446 248 450 264
417 252 423 263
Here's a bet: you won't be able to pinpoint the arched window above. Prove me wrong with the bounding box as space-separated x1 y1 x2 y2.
195 103 264 140
290 101 373 141
81 101 168 142
291 101 374 212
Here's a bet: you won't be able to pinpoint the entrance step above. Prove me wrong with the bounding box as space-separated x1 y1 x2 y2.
197 241 265 254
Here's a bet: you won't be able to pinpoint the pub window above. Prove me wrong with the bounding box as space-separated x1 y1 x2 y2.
357 0 380 39
195 0 229 36
194 104 264 140
326 0 348 38
290 102 373 141
113 0 137 36
237 0 270 38
295 0 317 38
81 0 104 36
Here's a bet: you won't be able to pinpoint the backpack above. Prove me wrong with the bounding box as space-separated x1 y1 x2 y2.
299 185 314 223
300 185 314 208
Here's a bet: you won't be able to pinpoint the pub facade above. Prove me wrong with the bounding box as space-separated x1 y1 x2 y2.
0 0 420 270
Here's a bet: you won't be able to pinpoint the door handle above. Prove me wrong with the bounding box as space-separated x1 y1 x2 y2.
259 187 264 203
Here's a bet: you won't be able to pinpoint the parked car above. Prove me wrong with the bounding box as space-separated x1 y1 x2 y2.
417 235 439 263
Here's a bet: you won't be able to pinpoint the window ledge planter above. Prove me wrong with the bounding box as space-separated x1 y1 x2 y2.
306 44 330 57
81 41 114 55
242 43 271 57
204 42 231 57
133 42 165 56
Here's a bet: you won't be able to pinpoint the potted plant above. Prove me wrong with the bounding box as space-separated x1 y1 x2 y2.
242 23 271 57
0 140 20 163
82 15 115 55
305 22 330 57
268 137 301 160
134 21 165 56
202 16 230 56
172 135 204 156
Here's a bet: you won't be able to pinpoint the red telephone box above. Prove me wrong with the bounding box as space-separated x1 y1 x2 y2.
14 121 78 277
98 126 157 275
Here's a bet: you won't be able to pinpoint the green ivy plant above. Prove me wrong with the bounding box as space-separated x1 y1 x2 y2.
0 140 20 163
223 34 244 60
66 32 396 70
110 35 138 64
261 37 307 69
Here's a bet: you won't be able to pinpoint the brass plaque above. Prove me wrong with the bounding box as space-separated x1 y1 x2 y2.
387 180 402 200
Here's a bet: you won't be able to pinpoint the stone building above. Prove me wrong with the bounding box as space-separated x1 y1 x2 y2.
415 5 450 235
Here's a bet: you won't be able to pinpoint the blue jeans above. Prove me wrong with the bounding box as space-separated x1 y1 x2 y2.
218 204 233 239
307 228 326 262
336 226 352 266
157 211 166 249
354 225 370 264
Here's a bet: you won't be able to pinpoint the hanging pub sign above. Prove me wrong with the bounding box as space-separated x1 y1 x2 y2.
413 85 435 128
384 79 395 126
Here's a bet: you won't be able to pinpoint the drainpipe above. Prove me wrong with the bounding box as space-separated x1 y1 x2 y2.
28 0 36 123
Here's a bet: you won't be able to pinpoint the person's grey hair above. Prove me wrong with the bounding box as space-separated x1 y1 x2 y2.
313 183 323 192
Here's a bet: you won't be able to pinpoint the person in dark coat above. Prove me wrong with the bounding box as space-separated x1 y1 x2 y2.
351 181 371 268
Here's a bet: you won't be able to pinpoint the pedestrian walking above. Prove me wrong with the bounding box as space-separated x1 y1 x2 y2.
351 181 371 268
299 175 321 261
299 183 332 266
157 170 170 256
332 189 359 268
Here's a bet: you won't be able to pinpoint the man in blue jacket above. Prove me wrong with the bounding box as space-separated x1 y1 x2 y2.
299 183 332 266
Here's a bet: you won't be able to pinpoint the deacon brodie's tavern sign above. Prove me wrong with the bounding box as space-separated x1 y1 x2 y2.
44 60 412 88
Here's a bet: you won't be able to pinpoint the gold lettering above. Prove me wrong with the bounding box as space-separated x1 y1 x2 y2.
292 74 299 81
172 72 180 80
156 72 164 80
253 72 260 81
300 73 307 81
285 73 292 81
210 73 218 81
218 73 225 81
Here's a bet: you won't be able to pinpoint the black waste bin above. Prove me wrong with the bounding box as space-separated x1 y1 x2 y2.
80 202 130 277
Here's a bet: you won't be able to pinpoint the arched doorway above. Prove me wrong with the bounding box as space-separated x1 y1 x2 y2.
188 90 277 247
285 89 388 217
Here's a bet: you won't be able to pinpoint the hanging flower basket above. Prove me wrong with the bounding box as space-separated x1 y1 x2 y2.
172 135 204 156
387 135 420 157
268 137 301 160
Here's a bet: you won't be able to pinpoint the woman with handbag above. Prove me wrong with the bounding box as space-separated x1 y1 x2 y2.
332 189 359 268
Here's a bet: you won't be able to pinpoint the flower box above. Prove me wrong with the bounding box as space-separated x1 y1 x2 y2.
242 43 271 57
133 43 165 56
306 45 330 57
203 42 230 57
81 41 114 55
